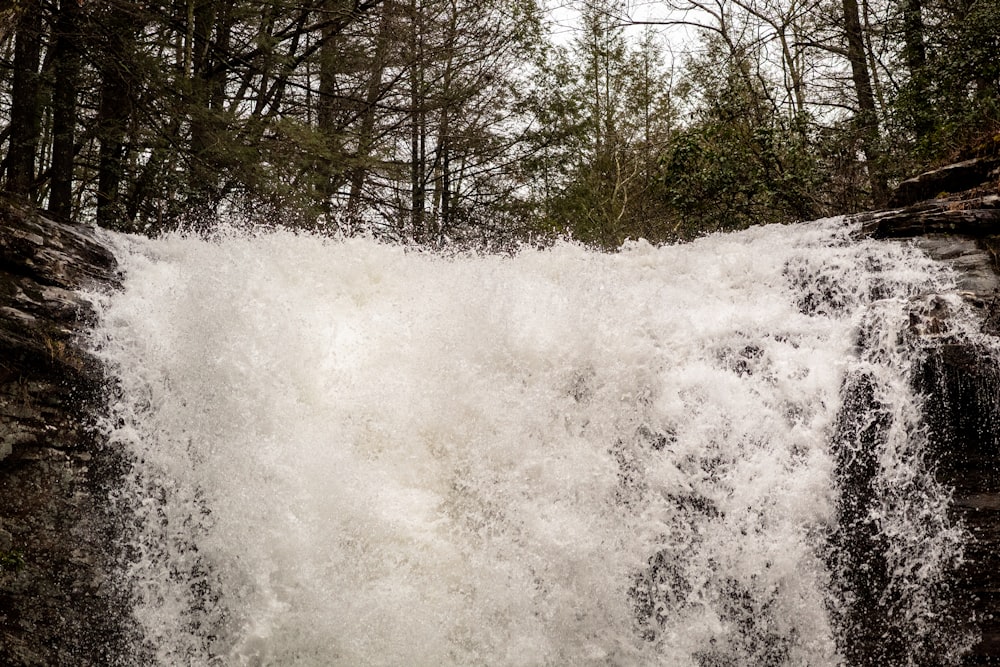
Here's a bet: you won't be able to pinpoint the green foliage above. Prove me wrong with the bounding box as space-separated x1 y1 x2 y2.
654 40 822 239
4 0 998 244
521 9 680 249
658 118 820 238
0 549 25 574
890 0 1000 163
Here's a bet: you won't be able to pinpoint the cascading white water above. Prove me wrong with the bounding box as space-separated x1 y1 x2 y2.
88 218 973 666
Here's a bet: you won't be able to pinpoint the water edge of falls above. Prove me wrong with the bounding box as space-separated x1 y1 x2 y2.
88 218 987 666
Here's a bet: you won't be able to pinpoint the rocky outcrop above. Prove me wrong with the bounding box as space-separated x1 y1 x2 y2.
857 162 1000 325
917 339 1000 666
0 199 134 665
887 156 1000 208
861 194 1000 242
857 161 1000 667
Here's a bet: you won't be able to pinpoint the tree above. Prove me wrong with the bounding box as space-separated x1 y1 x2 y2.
841 0 888 205
658 34 821 236
1 0 996 239
3 0 42 200
889 0 1000 161
353 0 544 244
48 0 82 221
522 0 678 248
93 1 140 228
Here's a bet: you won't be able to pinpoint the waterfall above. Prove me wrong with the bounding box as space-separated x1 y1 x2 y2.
88 218 980 666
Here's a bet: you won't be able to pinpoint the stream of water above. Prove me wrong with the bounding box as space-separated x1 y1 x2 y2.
89 218 974 665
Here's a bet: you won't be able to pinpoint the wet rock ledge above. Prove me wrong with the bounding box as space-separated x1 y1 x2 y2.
0 199 132 665
856 151 1000 666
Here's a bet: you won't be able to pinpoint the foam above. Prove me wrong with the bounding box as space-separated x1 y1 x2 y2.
89 220 963 665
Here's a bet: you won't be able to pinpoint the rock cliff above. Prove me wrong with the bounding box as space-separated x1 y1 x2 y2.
856 152 1000 666
0 199 135 665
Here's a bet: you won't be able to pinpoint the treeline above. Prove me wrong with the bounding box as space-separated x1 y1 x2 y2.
0 0 998 248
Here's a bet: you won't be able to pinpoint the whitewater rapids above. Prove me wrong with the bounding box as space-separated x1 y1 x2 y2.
88 219 971 665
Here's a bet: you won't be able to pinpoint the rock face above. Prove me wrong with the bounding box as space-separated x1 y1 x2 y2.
918 340 1000 666
858 164 1000 666
861 194 1000 244
887 156 1000 208
0 200 135 665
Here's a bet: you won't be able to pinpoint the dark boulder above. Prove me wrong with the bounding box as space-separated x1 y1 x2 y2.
888 156 1000 208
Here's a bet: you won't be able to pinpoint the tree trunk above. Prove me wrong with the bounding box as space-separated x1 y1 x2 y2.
901 0 931 141
96 66 130 227
49 0 82 222
842 0 889 207
902 0 926 75
347 3 392 220
430 2 457 241
4 3 43 200
95 83 129 229
188 0 231 218
317 0 351 214
408 0 426 241
94 2 140 229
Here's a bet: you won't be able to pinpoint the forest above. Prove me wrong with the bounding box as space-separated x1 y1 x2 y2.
0 0 998 249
